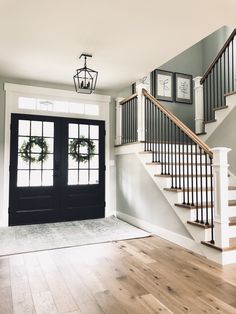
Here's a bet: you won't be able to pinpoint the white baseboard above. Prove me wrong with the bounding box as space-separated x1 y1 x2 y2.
117 211 202 255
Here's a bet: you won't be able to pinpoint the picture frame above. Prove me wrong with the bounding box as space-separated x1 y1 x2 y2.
155 69 174 102
175 73 193 104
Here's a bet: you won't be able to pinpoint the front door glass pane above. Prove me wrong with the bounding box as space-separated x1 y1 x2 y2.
68 123 99 185
17 120 54 187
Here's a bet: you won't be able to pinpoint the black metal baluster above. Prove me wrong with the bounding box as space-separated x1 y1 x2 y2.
228 45 230 93
205 152 209 226
144 97 147 151
191 141 194 206
155 106 157 162
178 127 181 189
160 111 163 174
199 147 204 224
174 124 177 189
186 136 190 205
195 144 199 222
163 114 166 174
171 121 174 188
158 108 160 162
182 132 186 204
210 157 214 243
232 39 235 92
167 118 170 175
213 66 215 109
220 57 223 107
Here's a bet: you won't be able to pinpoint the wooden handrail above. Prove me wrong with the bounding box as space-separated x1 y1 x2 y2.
120 93 138 105
142 89 213 158
200 28 236 84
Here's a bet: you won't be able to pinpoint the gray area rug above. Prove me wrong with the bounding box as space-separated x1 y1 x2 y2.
0 216 149 256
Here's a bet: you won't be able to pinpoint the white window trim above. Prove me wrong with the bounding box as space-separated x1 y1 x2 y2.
1 83 112 226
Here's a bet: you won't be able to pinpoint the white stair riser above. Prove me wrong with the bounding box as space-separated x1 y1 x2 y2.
228 225 236 238
229 206 236 217
177 191 213 204
188 208 213 223
229 190 236 200
145 144 198 153
143 152 209 164
156 176 213 188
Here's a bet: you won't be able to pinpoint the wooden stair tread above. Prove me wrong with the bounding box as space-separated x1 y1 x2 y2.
175 200 236 209
175 202 213 209
187 221 212 229
229 186 236 190
229 217 236 226
201 238 236 252
229 200 236 206
195 132 207 135
140 151 202 155
213 105 228 111
204 119 217 124
155 174 212 178
164 186 236 193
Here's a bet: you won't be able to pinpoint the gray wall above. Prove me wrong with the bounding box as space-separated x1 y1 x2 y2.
116 154 192 238
156 26 232 131
158 40 203 131
206 105 236 175
202 26 232 73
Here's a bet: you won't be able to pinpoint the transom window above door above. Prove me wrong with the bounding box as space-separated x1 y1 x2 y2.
18 97 99 116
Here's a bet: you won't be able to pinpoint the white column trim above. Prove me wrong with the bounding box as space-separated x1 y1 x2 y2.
193 76 204 134
211 147 231 248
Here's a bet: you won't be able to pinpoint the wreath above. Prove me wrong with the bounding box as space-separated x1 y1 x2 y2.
69 136 95 163
20 136 49 163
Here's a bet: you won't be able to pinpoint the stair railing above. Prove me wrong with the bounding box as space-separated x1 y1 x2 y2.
143 89 215 244
200 29 236 122
120 93 138 144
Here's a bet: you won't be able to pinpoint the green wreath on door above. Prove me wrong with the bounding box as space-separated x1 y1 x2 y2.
69 136 96 163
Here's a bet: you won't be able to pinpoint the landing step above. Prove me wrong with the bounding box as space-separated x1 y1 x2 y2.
175 200 236 209
204 119 217 124
187 221 212 229
201 237 236 252
213 105 228 111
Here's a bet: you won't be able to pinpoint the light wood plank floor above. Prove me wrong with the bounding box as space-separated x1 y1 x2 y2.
1 235 236 314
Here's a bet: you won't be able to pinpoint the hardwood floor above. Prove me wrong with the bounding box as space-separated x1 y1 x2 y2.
1 235 236 313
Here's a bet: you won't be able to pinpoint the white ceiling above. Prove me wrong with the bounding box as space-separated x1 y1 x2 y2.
0 0 235 93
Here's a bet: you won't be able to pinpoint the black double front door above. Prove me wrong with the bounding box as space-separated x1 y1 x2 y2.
9 114 105 226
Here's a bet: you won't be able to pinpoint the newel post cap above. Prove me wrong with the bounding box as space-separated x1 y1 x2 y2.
210 147 231 165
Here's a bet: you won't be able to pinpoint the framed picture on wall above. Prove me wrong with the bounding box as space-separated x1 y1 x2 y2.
175 73 193 104
155 69 174 102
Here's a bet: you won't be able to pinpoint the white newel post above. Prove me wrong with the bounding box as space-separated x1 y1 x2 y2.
115 97 124 145
211 147 231 248
136 83 146 142
193 76 204 134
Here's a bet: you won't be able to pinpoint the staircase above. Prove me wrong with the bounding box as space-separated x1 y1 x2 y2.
115 29 236 264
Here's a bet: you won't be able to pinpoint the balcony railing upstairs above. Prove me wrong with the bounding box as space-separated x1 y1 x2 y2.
200 29 236 122
120 93 138 144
